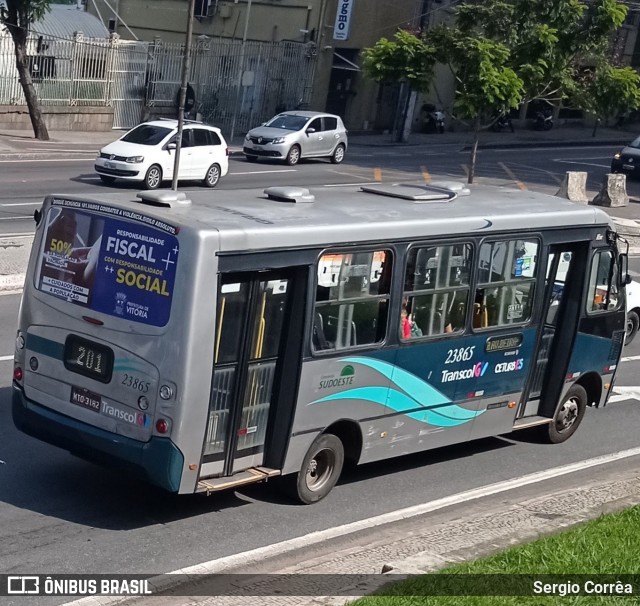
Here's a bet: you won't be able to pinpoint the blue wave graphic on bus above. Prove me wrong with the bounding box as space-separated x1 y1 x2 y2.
310 357 485 428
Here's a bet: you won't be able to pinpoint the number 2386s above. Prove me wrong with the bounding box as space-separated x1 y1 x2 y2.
445 346 475 364
121 373 150 392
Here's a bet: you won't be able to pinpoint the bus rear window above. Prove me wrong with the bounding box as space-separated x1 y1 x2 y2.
36 204 179 327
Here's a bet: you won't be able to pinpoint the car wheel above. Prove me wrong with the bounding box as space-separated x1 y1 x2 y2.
143 165 162 190
286 145 301 166
537 384 587 444
282 433 344 504
203 163 221 188
625 310 639 345
330 144 346 164
245 155 258 163
99 175 116 185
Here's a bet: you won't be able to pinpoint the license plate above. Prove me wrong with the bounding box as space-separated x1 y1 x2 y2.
253 145 263 150
105 161 115 169
70 385 102 413
623 164 634 170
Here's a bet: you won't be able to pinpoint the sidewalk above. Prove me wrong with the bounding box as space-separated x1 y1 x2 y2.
0 122 634 158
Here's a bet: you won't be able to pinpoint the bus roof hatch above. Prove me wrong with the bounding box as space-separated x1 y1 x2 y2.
136 190 192 208
360 182 460 202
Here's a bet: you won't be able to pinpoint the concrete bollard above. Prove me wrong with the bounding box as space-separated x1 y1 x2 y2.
590 173 629 208
555 171 588 204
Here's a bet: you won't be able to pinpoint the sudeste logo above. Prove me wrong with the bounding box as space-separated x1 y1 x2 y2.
441 361 489 383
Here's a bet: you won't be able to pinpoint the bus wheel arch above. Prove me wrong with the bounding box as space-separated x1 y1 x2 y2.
325 419 363 467
291 432 345 504
539 383 588 444
575 372 603 408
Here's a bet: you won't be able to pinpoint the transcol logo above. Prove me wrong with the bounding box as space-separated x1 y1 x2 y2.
441 361 489 383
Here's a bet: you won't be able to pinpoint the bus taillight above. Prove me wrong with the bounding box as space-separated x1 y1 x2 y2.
13 367 23 382
156 418 169 434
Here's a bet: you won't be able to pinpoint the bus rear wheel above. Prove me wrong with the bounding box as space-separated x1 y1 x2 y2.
539 384 587 444
289 433 344 504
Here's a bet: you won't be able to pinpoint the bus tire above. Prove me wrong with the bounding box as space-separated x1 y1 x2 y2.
625 310 639 345
291 433 344 504
540 384 587 444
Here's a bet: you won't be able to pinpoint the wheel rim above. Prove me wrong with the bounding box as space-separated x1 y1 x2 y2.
207 166 219 185
304 448 335 492
556 397 579 433
626 317 635 338
147 168 161 188
289 147 300 164
334 146 345 162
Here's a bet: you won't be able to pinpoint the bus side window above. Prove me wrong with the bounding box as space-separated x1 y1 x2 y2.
403 243 472 338
587 249 620 313
313 250 391 352
475 239 538 329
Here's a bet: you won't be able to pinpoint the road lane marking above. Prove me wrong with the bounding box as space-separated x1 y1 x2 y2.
0 158 93 163
324 182 379 187
25 148 98 153
1 202 41 206
0 355 13 362
421 165 432 183
507 162 562 185
229 169 297 175
498 162 527 190
552 159 610 169
608 385 640 403
0 216 31 220
620 354 640 362
60 446 640 606
373 167 382 182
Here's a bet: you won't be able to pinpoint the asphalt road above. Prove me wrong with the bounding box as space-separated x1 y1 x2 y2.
2 143 640 605
0 142 635 236
1 265 640 605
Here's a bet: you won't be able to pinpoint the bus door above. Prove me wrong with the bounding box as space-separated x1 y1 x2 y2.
201 270 302 480
518 242 587 419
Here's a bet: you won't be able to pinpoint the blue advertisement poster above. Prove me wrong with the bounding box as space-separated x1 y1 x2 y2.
37 200 179 327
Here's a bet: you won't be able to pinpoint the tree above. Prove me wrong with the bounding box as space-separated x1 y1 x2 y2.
580 66 640 136
1 1 52 140
361 30 436 143
430 25 523 183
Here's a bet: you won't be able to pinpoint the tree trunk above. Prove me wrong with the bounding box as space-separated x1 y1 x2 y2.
10 28 49 141
468 117 481 184
394 83 410 143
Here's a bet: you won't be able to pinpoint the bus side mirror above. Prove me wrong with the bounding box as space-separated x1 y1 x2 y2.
619 252 632 286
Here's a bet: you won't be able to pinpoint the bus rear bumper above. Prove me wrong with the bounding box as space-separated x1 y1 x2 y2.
12 384 184 493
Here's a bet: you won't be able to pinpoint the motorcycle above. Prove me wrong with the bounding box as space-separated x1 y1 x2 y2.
534 110 553 131
422 105 445 134
491 110 514 133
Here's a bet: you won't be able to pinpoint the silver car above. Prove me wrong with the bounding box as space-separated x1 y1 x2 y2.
243 111 348 165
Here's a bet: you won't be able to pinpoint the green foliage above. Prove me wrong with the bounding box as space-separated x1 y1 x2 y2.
361 30 436 93
580 65 640 123
1 0 53 30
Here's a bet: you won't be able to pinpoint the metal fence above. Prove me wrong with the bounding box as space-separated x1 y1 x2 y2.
0 33 316 135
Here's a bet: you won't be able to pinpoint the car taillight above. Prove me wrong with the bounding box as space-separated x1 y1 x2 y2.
225 147 230 156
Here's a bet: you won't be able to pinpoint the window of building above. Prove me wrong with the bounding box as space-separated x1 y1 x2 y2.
403 243 472 339
313 250 391 351
475 239 539 328
587 249 621 313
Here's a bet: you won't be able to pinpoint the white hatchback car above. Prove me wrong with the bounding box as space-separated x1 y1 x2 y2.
95 120 229 189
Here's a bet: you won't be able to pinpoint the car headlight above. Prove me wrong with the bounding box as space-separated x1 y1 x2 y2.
271 137 286 144
245 134 251 141
613 152 621 160
126 156 144 163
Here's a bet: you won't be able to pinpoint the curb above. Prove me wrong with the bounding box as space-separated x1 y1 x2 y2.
0 274 25 291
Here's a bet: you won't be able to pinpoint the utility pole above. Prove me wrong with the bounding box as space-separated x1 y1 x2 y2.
172 0 196 191
229 0 253 142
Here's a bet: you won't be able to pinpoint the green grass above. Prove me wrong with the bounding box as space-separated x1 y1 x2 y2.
352 505 640 605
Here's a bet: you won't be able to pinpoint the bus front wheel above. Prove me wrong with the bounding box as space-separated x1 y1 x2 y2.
540 384 587 444
290 433 344 504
